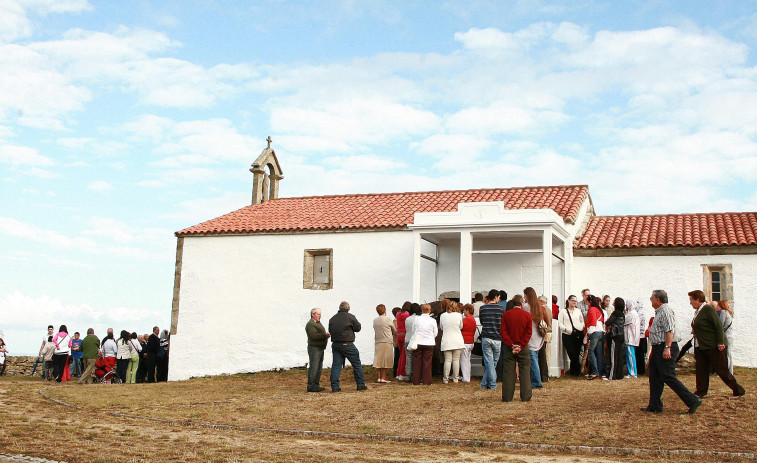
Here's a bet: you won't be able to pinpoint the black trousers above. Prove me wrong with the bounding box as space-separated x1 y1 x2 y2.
52 353 68 381
694 347 745 397
156 355 169 382
562 333 581 376
609 335 626 380
647 343 699 412
538 343 548 382
636 338 648 375
145 353 157 383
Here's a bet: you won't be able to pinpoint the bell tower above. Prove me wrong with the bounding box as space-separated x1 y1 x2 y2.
250 136 284 205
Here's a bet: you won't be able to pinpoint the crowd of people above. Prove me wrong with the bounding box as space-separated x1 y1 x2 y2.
305 286 745 412
37 325 170 384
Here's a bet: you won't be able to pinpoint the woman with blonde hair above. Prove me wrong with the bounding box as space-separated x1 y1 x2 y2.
373 304 396 383
713 300 735 374
523 287 549 389
440 299 464 383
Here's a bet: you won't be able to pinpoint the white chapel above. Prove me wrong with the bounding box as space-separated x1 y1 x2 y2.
167 142 757 381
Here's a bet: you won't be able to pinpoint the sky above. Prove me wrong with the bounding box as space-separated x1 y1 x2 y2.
2 0 757 355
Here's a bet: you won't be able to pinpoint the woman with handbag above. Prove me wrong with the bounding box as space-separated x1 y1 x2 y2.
524 287 549 388
440 301 464 383
558 295 585 376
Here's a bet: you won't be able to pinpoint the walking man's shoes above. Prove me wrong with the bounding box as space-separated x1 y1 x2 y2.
357 385 368 391
687 400 703 414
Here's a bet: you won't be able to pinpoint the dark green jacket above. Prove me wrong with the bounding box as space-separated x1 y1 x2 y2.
692 304 725 350
80 334 100 359
306 319 329 349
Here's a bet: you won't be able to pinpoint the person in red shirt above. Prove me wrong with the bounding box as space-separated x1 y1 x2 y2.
551 295 560 320
500 294 533 402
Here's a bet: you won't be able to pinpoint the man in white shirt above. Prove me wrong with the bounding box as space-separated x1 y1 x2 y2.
472 293 485 318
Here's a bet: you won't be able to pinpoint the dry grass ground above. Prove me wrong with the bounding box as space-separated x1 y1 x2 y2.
1 364 754 462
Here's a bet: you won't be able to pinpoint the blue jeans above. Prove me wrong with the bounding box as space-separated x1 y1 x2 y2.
529 349 542 388
480 338 501 389
71 356 83 377
330 343 365 390
588 332 605 376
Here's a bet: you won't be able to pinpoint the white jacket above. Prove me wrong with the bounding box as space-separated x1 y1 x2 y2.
439 312 464 351
413 314 438 346
624 309 640 347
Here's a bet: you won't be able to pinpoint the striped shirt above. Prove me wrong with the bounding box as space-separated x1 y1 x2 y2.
649 303 679 345
479 304 504 341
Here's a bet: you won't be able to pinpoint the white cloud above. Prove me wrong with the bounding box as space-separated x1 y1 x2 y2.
87 180 112 191
0 144 55 165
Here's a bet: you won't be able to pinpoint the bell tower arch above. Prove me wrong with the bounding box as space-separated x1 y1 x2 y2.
250 136 283 205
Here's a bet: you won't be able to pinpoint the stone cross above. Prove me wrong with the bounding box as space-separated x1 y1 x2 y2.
266 136 272 149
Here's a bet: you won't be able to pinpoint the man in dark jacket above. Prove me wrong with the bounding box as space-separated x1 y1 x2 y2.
328 301 367 392
77 328 100 384
305 308 330 392
145 326 160 383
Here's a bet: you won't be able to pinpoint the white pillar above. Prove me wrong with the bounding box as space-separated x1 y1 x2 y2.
412 231 422 302
459 231 472 304
542 228 558 377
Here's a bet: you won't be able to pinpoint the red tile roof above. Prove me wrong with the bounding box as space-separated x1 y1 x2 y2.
177 185 590 236
575 213 757 249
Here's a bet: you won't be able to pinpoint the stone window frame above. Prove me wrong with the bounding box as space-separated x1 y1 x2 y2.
702 263 733 309
304 248 333 290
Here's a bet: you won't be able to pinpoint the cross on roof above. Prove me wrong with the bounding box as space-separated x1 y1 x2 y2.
266 136 272 149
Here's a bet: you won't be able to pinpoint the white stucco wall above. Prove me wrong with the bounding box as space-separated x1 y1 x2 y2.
574 254 757 368
169 231 415 381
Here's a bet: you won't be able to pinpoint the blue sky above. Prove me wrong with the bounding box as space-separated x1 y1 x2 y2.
2 1 757 355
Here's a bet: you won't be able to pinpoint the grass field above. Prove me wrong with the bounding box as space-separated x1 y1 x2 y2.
1 364 754 462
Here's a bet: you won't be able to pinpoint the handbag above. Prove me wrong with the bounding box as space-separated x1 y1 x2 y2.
407 335 418 352
566 308 584 343
471 326 483 356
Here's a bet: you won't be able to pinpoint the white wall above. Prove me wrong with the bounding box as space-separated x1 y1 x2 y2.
169 231 415 381
574 254 757 368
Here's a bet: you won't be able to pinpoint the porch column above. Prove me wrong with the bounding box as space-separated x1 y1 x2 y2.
459 231 472 304
542 228 556 377
412 231 422 302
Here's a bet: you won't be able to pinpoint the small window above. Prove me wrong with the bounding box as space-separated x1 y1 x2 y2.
702 264 732 308
304 249 333 290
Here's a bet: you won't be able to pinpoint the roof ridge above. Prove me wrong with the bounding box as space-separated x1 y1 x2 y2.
268 184 589 202
592 212 757 219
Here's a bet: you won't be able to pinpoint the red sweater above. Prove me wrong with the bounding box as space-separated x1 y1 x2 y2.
500 306 533 348
552 303 559 319
461 315 477 343
585 306 604 333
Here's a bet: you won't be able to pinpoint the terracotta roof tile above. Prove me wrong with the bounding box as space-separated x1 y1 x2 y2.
575 213 757 249
177 185 590 236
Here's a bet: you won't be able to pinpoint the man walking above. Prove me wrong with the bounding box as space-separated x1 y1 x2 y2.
500 295 533 402
306 308 330 392
328 301 367 392
688 290 745 399
78 328 100 384
641 290 702 414
479 289 503 390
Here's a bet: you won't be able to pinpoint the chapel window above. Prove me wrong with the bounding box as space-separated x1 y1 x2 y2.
702 264 733 308
304 249 333 290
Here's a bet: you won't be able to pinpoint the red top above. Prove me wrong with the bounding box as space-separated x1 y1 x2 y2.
585 306 604 332
552 303 559 319
500 307 533 348
461 315 477 343
396 311 409 336
645 316 654 338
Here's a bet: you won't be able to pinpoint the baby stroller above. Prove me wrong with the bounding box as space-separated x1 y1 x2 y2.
94 354 122 384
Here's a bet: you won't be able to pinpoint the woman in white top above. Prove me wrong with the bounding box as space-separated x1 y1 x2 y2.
624 300 640 378
558 295 585 377
411 304 438 385
439 300 464 384
116 330 132 384
51 325 71 382
126 332 142 383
